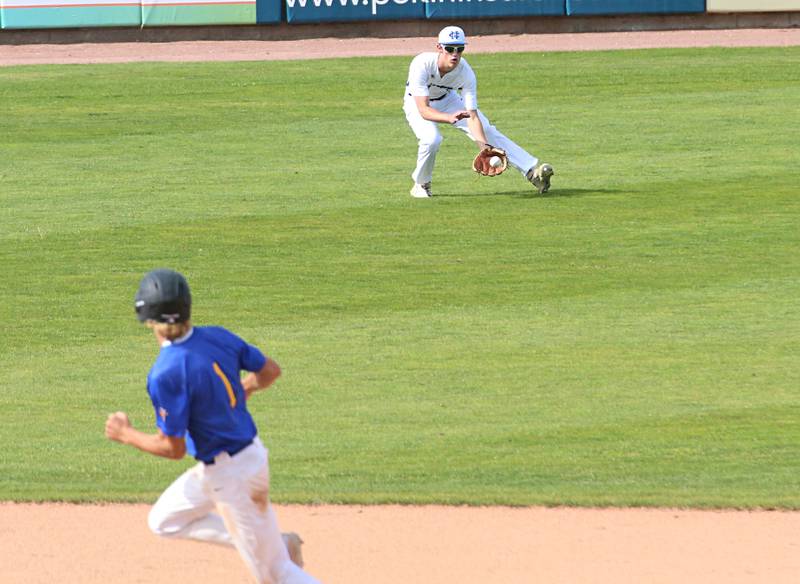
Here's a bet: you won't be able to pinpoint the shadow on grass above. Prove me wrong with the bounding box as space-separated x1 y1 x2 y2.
434 188 619 199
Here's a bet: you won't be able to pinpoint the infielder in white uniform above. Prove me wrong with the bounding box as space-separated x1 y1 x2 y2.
404 25 554 198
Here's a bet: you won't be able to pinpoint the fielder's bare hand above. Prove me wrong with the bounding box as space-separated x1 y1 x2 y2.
105 411 131 443
448 110 471 124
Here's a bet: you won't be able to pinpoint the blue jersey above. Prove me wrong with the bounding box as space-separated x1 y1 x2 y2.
146 326 267 463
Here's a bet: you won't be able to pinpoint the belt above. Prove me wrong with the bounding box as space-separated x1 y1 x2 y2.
406 92 449 102
201 439 253 465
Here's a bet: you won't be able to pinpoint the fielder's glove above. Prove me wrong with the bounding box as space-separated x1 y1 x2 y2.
472 145 508 177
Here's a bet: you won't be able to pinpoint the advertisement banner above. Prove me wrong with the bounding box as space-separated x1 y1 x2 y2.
707 0 799 10
1 0 140 29
286 0 424 23
426 0 565 18
257 0 280 21
141 0 256 26
566 0 703 14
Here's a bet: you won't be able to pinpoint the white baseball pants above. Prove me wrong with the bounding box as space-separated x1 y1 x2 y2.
148 438 321 584
403 92 538 185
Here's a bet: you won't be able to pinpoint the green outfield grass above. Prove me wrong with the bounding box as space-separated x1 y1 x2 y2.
1 47 798 507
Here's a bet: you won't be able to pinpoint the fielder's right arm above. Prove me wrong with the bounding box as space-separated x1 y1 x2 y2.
413 96 470 125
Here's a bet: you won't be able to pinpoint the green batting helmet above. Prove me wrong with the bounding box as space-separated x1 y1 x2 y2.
134 269 191 324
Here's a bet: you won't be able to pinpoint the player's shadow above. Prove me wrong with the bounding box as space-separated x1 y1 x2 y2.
515 187 624 199
436 188 617 198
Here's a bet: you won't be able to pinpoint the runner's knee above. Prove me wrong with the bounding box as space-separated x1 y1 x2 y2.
147 503 184 537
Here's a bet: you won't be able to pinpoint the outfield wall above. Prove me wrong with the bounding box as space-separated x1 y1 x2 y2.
707 0 800 12
0 0 798 31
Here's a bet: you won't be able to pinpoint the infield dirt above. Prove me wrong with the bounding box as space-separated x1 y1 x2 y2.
2 502 800 583
1 28 800 66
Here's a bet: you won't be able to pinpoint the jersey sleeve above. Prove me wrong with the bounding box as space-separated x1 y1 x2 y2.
460 63 478 111
207 326 268 373
148 372 189 437
239 340 267 373
406 55 431 98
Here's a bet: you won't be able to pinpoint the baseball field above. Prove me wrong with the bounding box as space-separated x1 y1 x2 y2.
1 29 799 583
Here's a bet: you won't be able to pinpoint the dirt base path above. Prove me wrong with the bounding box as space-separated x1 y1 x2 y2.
3 503 800 584
1 28 800 66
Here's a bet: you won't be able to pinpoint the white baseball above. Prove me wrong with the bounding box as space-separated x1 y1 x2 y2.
489 156 502 168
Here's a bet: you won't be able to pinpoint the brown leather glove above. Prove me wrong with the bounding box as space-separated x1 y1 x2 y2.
472 146 508 177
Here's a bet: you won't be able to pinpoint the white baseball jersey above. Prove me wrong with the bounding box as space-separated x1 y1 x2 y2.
404 52 478 110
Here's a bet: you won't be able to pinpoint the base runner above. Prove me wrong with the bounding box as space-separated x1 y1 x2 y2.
105 269 322 584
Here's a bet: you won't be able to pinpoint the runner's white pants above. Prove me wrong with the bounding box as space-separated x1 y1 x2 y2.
148 437 321 584
403 92 538 185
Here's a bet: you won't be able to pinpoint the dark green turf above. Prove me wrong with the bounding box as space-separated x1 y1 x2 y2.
1 47 798 506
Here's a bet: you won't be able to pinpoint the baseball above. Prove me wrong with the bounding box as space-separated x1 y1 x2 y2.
489 156 502 168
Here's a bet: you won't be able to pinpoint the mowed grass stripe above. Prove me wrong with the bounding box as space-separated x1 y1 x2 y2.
0 47 798 506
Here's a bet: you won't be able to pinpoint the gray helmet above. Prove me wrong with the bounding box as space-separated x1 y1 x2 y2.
134 269 191 324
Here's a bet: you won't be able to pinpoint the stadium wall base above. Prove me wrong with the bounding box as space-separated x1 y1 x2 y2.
1 12 799 45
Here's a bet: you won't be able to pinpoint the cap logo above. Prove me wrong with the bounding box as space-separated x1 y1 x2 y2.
135 300 145 308
438 26 466 46
161 313 180 323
